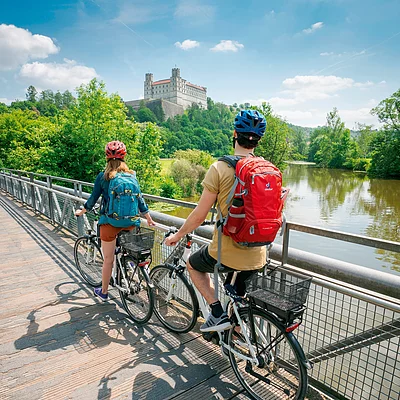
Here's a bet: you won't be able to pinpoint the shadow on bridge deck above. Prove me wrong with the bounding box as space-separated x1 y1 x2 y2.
0 193 249 400
0 193 328 400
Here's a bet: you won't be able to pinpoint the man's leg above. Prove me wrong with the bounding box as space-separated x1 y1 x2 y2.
187 261 217 305
187 246 232 332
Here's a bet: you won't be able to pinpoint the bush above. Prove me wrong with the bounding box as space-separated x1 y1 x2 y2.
174 149 214 169
352 158 371 172
170 159 206 197
159 177 182 199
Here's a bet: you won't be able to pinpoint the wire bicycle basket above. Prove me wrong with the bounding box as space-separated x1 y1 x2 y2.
119 227 155 253
246 268 312 321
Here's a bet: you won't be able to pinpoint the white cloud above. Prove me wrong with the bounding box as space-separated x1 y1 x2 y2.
281 75 374 102
273 107 378 128
245 75 376 118
19 59 98 91
379 80 386 85
112 2 167 25
0 98 14 105
175 40 200 51
319 50 366 58
175 0 215 22
210 40 244 53
0 24 59 71
302 22 324 34
354 81 374 88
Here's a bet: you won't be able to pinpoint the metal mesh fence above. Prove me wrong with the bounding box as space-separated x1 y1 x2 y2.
1 171 399 399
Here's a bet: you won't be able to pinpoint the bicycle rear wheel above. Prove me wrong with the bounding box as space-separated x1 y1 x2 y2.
150 264 198 333
118 256 154 324
225 307 308 400
74 237 103 287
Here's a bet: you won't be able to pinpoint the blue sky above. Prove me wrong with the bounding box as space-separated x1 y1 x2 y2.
1 0 399 127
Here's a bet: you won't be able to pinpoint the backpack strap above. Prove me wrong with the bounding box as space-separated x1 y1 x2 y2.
218 155 241 169
214 204 225 301
213 156 242 301
219 155 241 205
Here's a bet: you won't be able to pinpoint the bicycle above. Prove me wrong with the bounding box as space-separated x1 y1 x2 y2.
74 206 155 324
150 227 312 400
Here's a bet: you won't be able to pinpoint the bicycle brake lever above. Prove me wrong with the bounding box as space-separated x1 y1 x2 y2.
161 226 179 244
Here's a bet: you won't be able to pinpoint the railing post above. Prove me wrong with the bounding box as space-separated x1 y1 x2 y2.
30 173 36 211
76 201 84 237
10 172 15 198
18 172 23 203
47 176 54 222
281 222 290 266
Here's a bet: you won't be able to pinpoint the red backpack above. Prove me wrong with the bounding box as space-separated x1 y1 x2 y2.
219 155 289 246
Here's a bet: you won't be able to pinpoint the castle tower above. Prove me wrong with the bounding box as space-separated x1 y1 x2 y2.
144 73 153 99
171 68 182 101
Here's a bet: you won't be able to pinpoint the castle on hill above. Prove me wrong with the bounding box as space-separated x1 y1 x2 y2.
144 68 207 109
125 68 207 119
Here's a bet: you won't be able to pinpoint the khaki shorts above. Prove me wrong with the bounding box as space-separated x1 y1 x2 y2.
99 224 134 242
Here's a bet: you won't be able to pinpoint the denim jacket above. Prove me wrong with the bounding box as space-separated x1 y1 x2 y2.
84 172 149 225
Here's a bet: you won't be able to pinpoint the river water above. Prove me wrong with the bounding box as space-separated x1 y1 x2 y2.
158 164 400 276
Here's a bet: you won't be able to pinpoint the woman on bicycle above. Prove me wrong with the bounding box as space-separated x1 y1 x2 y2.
75 140 155 301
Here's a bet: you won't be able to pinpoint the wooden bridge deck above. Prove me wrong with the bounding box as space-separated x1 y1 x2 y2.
0 193 252 400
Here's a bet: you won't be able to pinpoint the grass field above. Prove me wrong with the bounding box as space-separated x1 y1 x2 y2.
160 158 174 175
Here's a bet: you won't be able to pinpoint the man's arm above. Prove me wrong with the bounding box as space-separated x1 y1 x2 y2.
165 188 217 246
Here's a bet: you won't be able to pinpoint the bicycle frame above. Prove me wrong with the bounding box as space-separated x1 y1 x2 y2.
166 239 264 367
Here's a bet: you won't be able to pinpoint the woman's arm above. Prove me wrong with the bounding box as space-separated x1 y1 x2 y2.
83 173 104 212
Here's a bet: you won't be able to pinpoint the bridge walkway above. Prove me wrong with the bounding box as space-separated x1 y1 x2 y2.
0 193 255 400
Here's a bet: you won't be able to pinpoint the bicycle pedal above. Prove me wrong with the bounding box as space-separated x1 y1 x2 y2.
202 331 219 344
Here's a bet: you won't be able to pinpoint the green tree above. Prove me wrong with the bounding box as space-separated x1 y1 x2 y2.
254 103 291 170
54 78 129 181
124 122 163 193
62 90 75 108
369 89 400 178
0 102 8 114
174 149 214 169
0 109 57 172
289 126 308 160
308 108 358 170
26 85 38 102
354 123 375 158
137 107 157 123
371 88 400 133
170 159 206 197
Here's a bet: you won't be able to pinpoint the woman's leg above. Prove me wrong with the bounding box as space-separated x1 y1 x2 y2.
101 239 116 294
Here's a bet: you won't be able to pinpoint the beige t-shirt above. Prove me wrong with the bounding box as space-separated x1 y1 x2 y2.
202 160 267 270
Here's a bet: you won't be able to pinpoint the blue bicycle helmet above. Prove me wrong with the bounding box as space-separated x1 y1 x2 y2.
234 110 266 137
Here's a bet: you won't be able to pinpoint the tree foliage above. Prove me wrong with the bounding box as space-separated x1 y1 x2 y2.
253 103 291 170
308 108 359 170
0 79 163 191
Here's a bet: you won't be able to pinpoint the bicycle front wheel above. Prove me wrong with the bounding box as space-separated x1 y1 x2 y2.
74 237 103 287
150 264 198 333
225 307 308 400
118 256 154 324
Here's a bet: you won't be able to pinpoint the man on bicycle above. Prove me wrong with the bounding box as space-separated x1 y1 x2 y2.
165 110 267 332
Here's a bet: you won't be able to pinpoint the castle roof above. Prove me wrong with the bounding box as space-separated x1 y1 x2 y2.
153 79 170 85
187 82 206 91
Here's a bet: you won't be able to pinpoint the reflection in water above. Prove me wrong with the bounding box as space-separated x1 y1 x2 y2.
284 165 368 220
153 164 400 275
357 179 400 272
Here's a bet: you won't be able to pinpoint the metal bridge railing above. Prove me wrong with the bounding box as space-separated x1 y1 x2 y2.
1 169 400 400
